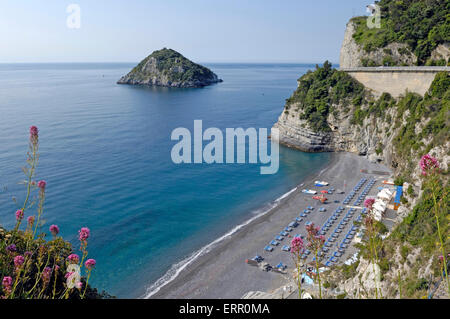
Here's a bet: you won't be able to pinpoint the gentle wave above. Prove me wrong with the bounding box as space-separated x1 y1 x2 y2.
142 186 298 299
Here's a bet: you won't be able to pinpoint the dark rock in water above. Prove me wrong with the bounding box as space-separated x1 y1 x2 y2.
117 48 223 88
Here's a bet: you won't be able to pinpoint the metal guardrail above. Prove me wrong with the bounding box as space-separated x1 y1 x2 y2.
340 66 450 73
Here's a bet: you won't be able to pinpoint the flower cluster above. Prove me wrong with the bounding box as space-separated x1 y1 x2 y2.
49 224 59 236
6 244 17 253
14 255 25 271
2 277 13 296
78 227 90 242
85 259 96 270
306 223 325 250
0 126 101 299
27 216 35 226
42 267 52 285
364 198 376 210
29 126 39 145
419 154 439 176
15 209 24 221
67 254 80 264
37 180 46 191
290 237 304 256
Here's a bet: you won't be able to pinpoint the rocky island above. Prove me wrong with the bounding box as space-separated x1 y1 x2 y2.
117 48 222 88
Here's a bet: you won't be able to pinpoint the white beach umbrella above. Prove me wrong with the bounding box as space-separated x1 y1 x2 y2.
373 203 385 213
377 192 390 200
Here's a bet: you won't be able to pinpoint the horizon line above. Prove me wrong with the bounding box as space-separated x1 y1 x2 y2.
0 61 340 65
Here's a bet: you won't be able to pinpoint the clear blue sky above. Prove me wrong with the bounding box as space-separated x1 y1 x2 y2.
0 0 371 63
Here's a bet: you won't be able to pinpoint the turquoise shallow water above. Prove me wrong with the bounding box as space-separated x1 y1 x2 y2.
0 63 331 298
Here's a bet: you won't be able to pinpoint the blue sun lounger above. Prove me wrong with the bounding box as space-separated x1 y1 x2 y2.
270 240 280 246
282 245 291 252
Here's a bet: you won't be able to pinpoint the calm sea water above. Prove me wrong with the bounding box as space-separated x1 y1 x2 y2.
0 63 331 298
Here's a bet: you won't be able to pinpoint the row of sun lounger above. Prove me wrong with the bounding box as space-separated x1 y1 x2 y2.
248 176 378 271
317 178 373 265
323 179 378 266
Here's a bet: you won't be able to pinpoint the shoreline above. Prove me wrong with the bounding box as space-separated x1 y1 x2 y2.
142 153 337 298
147 152 390 299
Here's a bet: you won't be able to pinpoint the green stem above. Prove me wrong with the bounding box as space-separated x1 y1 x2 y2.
32 192 45 240
369 231 378 299
430 180 449 294
297 256 302 299
315 249 322 299
82 271 92 299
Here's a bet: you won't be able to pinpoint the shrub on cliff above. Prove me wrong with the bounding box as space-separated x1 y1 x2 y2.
0 127 112 299
285 61 365 131
392 72 449 176
351 0 449 65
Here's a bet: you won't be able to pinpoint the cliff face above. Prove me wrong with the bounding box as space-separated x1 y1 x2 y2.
340 21 417 68
273 87 395 162
118 48 222 88
271 3 449 299
273 105 376 156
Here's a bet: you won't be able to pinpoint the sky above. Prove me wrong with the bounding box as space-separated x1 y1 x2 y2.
0 0 372 63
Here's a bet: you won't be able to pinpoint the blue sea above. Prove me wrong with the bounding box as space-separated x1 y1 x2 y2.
0 63 331 298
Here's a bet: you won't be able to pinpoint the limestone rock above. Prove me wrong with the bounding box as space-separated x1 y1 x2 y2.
340 21 417 68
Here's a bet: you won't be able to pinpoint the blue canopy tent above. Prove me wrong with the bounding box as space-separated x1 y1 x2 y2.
394 186 403 210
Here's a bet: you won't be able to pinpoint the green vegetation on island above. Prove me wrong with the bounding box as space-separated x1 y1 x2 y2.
118 48 222 88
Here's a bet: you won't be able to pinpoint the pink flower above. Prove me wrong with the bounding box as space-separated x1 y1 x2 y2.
75 282 83 289
15 209 24 221
2 276 13 293
29 126 39 137
85 259 96 270
290 237 304 255
364 198 376 210
64 271 73 279
37 180 46 190
29 126 39 146
27 216 35 226
49 224 59 236
42 267 52 284
14 255 25 269
78 227 90 242
306 222 325 251
319 235 326 244
67 254 79 264
420 154 439 176
6 244 16 253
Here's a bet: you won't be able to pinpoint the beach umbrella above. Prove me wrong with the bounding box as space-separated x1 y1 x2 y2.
377 192 390 200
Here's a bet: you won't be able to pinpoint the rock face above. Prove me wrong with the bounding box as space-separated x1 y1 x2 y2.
272 115 333 153
117 48 222 88
340 21 417 68
273 96 390 158
430 43 450 64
